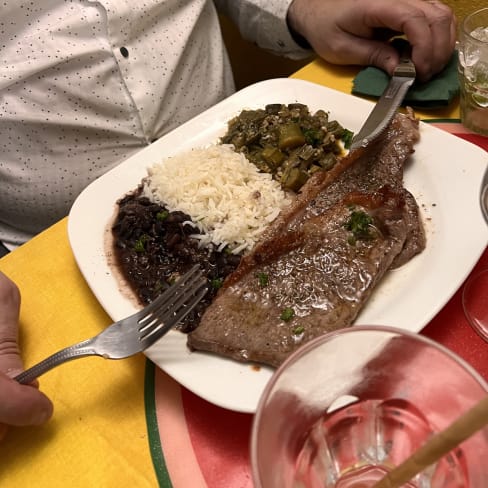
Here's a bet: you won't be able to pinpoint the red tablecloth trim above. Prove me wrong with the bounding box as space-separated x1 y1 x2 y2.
422 247 488 378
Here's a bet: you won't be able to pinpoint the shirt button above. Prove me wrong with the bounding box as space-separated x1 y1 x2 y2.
120 47 129 58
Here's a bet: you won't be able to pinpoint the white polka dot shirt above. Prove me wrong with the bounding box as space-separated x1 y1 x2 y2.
0 0 306 245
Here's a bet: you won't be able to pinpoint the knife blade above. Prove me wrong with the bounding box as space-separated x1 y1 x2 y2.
350 47 416 151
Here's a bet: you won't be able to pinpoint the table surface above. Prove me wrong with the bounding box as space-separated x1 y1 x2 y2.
0 58 487 488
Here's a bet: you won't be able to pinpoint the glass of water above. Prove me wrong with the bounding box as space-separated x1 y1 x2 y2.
457 7 488 135
251 326 488 488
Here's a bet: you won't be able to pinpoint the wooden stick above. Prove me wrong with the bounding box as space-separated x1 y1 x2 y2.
371 395 488 488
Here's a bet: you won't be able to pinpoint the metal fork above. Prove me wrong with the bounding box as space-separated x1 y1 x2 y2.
14 265 208 384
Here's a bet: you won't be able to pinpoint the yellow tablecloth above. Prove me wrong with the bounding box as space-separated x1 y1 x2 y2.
0 218 156 486
0 59 462 487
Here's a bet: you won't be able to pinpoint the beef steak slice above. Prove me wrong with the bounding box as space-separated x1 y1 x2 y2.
188 187 408 367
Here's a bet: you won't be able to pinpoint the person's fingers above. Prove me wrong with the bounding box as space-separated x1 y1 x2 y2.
0 272 20 327
322 31 401 75
289 0 456 81
423 0 457 71
0 272 52 437
0 272 23 375
0 374 53 427
361 0 456 81
423 0 457 52
404 1 456 81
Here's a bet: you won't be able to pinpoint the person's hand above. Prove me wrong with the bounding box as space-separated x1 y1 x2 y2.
0 271 53 441
287 0 456 82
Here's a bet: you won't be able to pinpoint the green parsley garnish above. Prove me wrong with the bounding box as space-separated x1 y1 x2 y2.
156 210 169 221
134 234 149 252
257 272 269 287
153 281 164 292
211 277 223 289
341 129 354 149
280 307 295 322
345 210 374 243
292 325 304 335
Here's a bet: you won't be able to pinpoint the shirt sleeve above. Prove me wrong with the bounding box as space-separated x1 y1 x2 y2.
214 0 312 60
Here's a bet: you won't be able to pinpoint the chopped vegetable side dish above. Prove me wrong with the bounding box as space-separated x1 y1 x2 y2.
220 103 353 191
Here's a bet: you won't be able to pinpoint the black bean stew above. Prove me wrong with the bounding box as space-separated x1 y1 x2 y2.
111 190 242 333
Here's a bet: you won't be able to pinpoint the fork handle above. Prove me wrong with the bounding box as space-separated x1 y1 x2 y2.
14 338 97 384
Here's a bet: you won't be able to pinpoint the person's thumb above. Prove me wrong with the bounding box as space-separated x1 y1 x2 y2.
0 271 23 375
0 373 53 427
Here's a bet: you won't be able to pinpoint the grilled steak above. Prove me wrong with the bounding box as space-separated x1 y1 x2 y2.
187 112 423 367
188 187 408 367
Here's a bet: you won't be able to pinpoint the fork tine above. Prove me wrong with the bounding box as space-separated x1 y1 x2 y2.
138 266 205 330
138 277 206 337
138 264 208 340
140 273 207 330
139 265 203 318
140 271 206 327
139 280 208 345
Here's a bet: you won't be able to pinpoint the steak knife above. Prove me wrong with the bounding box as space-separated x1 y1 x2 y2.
350 46 416 151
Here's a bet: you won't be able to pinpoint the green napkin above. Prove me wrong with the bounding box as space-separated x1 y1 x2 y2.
352 52 459 108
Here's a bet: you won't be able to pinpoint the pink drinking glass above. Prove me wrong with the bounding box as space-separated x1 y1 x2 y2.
251 325 488 488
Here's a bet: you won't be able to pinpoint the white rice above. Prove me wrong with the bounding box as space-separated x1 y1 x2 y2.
142 144 290 253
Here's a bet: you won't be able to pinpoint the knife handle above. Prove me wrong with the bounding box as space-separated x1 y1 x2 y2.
393 39 416 78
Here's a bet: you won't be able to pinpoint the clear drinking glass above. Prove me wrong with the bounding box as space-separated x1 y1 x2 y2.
457 7 488 135
251 326 488 488
462 267 488 342
461 166 488 342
